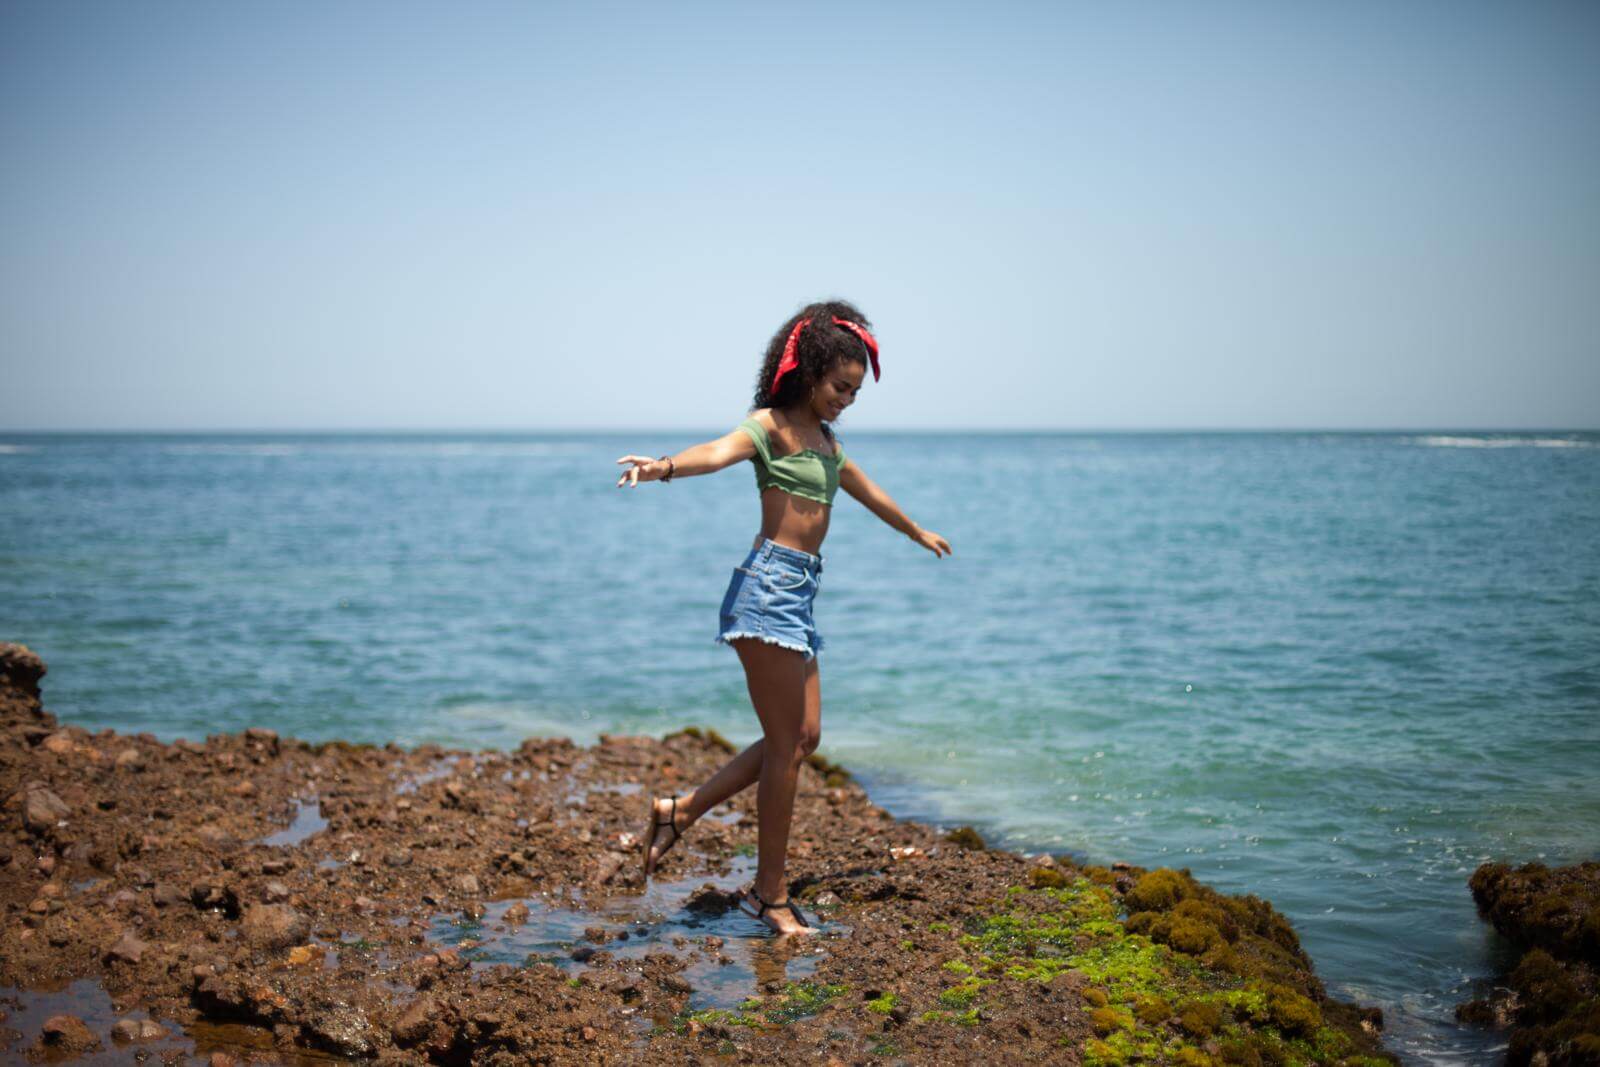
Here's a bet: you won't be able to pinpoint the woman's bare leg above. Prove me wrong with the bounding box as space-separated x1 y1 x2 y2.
725 640 820 934
647 654 820 880
669 652 820 824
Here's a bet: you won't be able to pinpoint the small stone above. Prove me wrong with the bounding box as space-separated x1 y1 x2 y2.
244 727 279 755
197 825 236 850
39 1014 100 1053
42 732 77 756
570 945 597 963
23 788 70 834
111 1017 167 1042
660 973 693 994
595 851 627 884
36 854 56 876
391 995 436 1044
260 858 291 876
240 903 310 950
581 1025 598 1041
503 902 530 925
115 748 146 770
262 880 290 904
190 882 238 914
286 944 325 967
106 930 149 964
454 873 480 895
383 848 413 868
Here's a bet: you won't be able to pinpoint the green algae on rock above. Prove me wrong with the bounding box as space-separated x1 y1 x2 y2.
922 870 1397 1067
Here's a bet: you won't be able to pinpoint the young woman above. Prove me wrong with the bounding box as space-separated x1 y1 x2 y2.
615 299 952 936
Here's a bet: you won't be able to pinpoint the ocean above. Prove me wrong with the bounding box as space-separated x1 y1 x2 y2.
3 430 1597 1064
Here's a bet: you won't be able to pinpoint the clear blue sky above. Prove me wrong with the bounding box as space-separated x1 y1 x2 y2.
3 0 1597 432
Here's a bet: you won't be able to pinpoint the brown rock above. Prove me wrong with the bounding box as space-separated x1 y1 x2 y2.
454 873 481 895
595 851 628 884
240 903 311 950
111 1017 167 1042
262 880 291 903
285 944 325 967
0 642 47 699
115 748 146 770
391 995 438 1045
38 1014 100 1053
106 930 150 964
190 881 239 915
503 902 530 925
244 727 279 755
23 787 70 834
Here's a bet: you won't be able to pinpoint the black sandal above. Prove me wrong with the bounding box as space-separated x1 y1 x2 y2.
738 886 812 929
642 796 683 877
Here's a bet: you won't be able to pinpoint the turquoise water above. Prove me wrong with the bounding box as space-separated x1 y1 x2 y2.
3 430 1597 1064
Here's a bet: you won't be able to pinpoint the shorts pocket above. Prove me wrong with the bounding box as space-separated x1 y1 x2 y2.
762 560 812 592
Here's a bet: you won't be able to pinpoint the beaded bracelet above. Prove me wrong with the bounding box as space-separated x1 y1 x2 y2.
658 455 675 483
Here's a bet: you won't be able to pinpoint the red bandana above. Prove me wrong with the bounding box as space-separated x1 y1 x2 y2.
770 316 881 399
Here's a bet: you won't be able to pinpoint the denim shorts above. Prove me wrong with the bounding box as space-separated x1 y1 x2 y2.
714 538 826 661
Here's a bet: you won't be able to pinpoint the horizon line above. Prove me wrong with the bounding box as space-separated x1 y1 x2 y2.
3 425 1599 437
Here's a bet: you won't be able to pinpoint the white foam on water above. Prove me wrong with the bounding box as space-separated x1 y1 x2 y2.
0 443 37 453
1410 435 1593 448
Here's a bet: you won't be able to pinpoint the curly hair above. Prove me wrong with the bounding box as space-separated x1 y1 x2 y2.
750 299 874 442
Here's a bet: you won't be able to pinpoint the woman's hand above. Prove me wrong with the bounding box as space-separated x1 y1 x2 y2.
910 526 953 558
615 455 664 488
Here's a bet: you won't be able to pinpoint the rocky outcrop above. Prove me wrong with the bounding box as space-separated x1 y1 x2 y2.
1458 860 1600 1065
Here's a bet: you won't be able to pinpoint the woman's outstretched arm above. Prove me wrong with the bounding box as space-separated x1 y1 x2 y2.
615 428 757 488
839 458 953 557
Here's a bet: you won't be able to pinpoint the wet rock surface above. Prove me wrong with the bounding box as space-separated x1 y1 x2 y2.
0 642 1398 1065
1456 859 1600 1065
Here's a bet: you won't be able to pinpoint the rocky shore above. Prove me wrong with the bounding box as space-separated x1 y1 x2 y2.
1 642 1397 1065
1456 858 1600 1065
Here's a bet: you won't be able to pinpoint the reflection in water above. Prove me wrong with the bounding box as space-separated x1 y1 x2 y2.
257 796 327 847
428 855 851 1011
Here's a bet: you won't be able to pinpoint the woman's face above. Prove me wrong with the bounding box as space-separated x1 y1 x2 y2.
810 358 866 422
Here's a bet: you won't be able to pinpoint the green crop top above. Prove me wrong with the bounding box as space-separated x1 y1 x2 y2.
735 416 848 507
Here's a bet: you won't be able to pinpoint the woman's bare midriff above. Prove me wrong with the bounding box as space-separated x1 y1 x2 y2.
752 487 830 557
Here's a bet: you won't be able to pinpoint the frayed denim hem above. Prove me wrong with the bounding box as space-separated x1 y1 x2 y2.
714 631 817 661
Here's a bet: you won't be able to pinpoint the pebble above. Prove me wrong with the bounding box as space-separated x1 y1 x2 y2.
110 1017 167 1042
106 929 149 964
23 787 70 834
38 1014 99 1053
240 903 310 950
